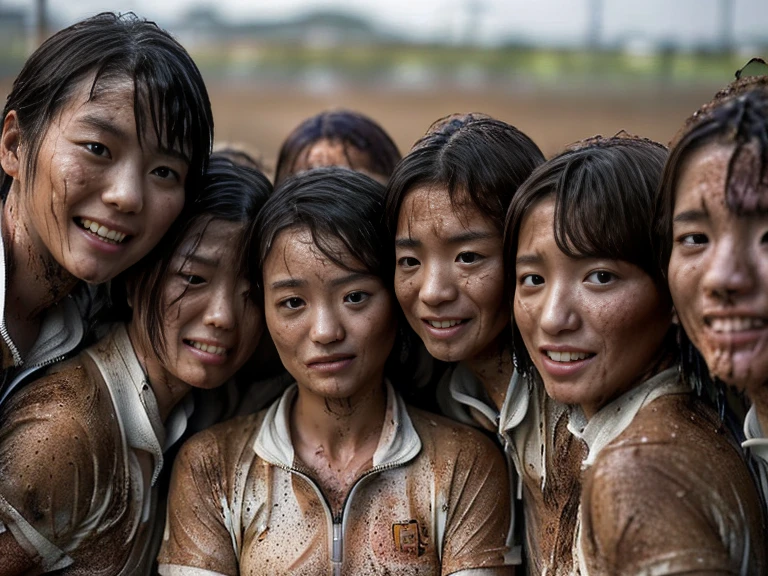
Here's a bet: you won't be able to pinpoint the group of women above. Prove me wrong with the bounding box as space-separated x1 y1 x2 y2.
0 11 765 576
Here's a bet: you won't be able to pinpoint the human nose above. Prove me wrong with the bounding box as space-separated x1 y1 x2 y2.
203 286 237 332
702 236 756 301
309 303 345 345
538 281 580 335
101 165 144 213
420 261 458 307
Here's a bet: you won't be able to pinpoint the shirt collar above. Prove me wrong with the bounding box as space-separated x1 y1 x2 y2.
253 380 422 469
444 363 530 435
85 323 167 485
567 367 688 467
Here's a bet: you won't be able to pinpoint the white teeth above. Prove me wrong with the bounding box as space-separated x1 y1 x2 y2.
191 341 227 356
546 350 589 362
80 218 127 244
429 319 462 328
710 317 767 333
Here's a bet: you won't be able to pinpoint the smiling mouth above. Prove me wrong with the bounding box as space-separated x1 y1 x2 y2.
75 218 129 244
426 319 467 329
705 317 768 333
545 350 595 362
185 339 228 357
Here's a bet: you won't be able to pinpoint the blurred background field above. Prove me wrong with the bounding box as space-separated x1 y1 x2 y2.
0 0 766 170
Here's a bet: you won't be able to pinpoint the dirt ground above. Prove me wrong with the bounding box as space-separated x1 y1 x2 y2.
207 81 721 177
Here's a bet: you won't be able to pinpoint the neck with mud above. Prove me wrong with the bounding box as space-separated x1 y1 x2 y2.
126 321 190 423
290 379 387 515
2 196 78 356
464 341 514 413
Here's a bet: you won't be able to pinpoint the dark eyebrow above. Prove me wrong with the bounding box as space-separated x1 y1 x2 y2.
78 114 128 141
271 278 305 290
673 209 708 223
179 253 218 268
395 237 420 249
329 272 372 288
79 114 190 164
515 254 542 266
446 230 497 244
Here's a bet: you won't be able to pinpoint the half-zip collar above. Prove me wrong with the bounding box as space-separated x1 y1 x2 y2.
253 380 422 471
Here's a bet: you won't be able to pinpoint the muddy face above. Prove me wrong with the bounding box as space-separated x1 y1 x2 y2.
394 185 507 364
130 219 263 390
514 198 672 417
263 227 397 404
1 73 189 284
669 142 768 391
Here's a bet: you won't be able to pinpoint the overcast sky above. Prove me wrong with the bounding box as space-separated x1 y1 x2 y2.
6 0 768 47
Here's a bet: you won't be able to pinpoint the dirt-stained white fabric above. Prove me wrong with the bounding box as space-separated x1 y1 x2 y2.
0 213 88 408
0 323 183 575
158 382 513 576
743 404 768 512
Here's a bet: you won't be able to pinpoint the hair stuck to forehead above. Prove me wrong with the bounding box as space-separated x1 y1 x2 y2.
256 167 389 283
0 12 213 199
505 132 668 284
673 76 768 215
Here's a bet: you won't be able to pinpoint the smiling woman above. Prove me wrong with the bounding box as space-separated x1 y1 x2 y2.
0 12 213 405
0 154 269 575
158 167 514 576
658 74 768 530
504 133 765 574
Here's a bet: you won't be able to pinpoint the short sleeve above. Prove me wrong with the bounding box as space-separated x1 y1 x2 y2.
440 430 515 576
157 431 238 576
0 375 104 572
580 439 764 575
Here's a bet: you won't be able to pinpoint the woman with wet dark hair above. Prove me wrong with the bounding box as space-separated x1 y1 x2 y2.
0 12 213 405
159 167 513 576
505 133 765 574
659 74 768 516
387 116 543 564
274 109 400 185
0 155 268 574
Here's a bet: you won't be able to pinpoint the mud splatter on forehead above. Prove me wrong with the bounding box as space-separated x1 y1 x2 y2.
725 140 768 214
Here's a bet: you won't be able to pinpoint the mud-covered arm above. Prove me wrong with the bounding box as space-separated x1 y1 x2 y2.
157 432 238 576
580 442 761 575
440 431 515 576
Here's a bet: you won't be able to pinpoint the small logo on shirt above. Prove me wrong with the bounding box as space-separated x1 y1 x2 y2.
392 520 425 556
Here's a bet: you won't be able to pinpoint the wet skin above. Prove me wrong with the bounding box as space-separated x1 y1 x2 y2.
0 73 189 287
514 198 672 417
263 227 397 513
669 142 768 403
394 186 508 367
129 220 263 420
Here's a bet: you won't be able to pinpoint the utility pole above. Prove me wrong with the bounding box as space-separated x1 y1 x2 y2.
35 0 48 47
587 0 602 49
718 0 734 54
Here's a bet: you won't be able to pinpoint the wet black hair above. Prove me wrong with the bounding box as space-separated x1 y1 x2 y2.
504 133 670 375
657 76 768 269
128 153 272 360
255 167 427 388
656 76 768 408
385 116 544 237
274 110 401 186
256 167 388 281
0 11 213 201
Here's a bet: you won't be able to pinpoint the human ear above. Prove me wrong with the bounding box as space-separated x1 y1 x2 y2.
0 111 21 178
